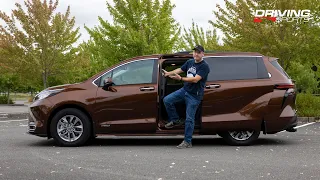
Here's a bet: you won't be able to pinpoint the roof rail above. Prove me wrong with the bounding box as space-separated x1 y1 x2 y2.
174 51 192 54
174 50 232 54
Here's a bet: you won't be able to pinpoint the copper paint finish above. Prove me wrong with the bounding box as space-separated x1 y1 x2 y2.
28 52 297 137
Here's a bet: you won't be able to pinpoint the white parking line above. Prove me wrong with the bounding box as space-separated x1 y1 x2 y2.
279 122 316 133
0 119 28 123
295 122 316 128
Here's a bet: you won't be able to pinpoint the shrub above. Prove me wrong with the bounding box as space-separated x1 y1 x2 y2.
296 93 320 117
287 62 318 93
28 96 34 102
0 96 14 104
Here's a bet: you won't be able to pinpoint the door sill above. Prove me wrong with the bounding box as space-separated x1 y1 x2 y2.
155 128 201 134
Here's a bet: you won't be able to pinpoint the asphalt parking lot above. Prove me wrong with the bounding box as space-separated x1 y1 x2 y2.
0 117 319 180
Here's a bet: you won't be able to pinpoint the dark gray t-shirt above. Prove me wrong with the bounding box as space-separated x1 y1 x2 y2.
181 59 210 100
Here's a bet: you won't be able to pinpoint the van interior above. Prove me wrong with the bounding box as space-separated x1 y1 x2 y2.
158 58 202 130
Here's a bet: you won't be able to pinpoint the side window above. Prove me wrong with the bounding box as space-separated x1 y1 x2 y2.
270 60 290 78
100 59 155 86
205 57 259 81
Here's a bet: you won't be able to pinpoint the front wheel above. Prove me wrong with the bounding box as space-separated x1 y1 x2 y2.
220 130 260 146
50 108 92 147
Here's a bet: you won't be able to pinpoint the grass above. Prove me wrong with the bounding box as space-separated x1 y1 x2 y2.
10 93 33 100
0 93 33 102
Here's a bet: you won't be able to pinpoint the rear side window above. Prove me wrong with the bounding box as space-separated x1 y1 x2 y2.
204 57 268 81
270 60 290 78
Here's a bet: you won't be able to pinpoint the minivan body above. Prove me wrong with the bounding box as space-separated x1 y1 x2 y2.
28 52 297 146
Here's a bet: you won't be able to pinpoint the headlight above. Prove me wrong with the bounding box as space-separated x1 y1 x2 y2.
33 89 64 102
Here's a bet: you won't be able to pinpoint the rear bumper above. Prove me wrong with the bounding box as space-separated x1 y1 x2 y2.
284 115 298 132
265 112 298 134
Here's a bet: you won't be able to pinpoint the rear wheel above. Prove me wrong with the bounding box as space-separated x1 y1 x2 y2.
220 130 260 146
50 108 92 147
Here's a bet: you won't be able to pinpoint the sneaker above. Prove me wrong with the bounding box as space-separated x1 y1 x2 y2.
176 140 192 149
165 119 184 129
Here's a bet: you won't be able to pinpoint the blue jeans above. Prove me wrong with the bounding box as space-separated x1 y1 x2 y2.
163 88 201 143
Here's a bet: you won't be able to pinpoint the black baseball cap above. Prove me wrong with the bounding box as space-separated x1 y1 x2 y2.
192 45 204 52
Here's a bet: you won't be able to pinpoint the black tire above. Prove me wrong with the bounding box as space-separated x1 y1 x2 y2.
50 108 92 147
220 130 260 146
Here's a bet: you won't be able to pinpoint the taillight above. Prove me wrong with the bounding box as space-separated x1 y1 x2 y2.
274 83 295 90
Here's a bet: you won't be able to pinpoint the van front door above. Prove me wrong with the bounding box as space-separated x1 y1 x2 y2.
93 59 159 133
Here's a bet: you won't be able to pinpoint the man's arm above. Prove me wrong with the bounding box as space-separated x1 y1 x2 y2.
182 64 209 83
169 64 209 83
168 73 201 83
163 68 184 77
181 75 202 83
171 68 184 74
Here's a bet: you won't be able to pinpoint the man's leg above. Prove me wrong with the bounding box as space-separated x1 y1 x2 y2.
182 92 200 145
163 88 185 126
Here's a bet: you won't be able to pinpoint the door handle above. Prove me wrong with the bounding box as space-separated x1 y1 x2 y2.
205 84 220 89
140 87 155 91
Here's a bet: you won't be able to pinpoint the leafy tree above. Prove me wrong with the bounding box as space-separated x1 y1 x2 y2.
85 0 181 71
212 0 320 70
0 73 19 104
287 61 318 93
0 0 80 89
179 21 222 52
64 42 93 83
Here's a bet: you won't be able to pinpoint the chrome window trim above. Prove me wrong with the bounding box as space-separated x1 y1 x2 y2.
91 58 157 87
92 56 264 86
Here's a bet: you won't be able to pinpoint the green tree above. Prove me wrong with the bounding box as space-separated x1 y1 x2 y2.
0 73 19 104
287 61 318 93
85 0 181 71
0 0 80 89
212 0 320 70
179 21 222 52
65 42 93 83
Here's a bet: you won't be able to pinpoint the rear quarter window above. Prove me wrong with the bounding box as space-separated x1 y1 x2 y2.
270 60 290 78
204 56 268 81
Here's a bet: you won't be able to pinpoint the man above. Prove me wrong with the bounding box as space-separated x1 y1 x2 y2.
162 45 210 149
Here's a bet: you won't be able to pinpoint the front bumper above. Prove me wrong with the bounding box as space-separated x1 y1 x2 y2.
27 99 53 137
27 113 47 137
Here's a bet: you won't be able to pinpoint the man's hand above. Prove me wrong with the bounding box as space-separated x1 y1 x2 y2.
162 68 184 77
169 73 182 81
162 69 171 77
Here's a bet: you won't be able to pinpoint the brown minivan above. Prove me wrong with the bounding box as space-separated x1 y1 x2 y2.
28 52 297 146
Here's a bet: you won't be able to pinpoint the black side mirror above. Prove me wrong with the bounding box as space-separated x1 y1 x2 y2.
102 82 113 91
102 78 116 92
